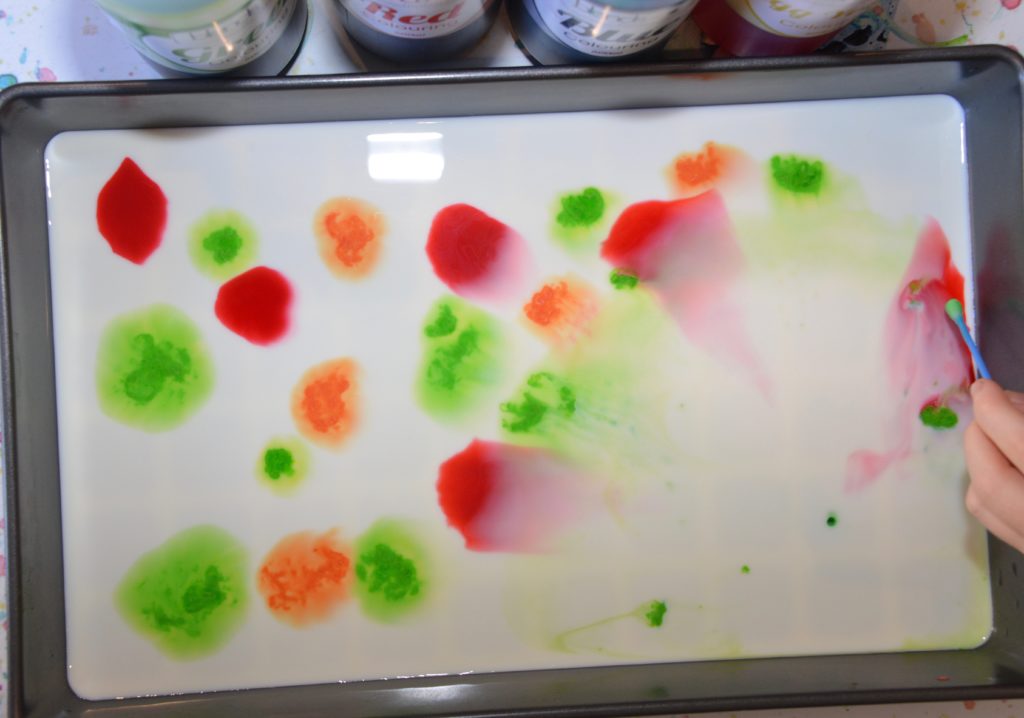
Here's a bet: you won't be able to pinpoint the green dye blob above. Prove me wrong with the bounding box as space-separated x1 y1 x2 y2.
826 512 839 528
354 518 429 622
609 269 638 291
416 296 504 420
644 600 667 627
189 210 258 280
556 187 605 229
919 404 959 430
740 565 751 575
501 372 576 433
424 303 458 338
255 436 310 495
115 525 248 659
96 305 214 432
770 155 825 195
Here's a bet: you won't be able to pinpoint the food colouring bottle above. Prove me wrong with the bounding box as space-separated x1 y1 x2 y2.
331 0 501 63
508 0 699 65
690 0 875 57
94 0 308 76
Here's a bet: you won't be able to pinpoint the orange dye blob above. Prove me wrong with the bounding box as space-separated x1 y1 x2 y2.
313 197 385 279
291 358 360 449
257 529 352 627
522 276 598 347
668 142 747 197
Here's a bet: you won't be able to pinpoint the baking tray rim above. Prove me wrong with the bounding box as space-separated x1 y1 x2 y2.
3 45 1024 717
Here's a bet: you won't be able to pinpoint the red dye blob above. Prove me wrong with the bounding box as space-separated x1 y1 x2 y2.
437 439 496 546
601 192 769 397
600 200 678 277
844 220 972 493
215 266 293 345
943 249 966 307
436 439 589 552
96 157 167 265
425 204 531 304
427 205 505 286
601 192 745 283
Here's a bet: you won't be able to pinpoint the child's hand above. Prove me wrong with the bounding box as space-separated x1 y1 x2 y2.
965 379 1024 554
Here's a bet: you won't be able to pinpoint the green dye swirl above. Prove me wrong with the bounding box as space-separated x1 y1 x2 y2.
96 305 214 432
416 296 504 420
609 269 638 290
189 210 258 280
826 512 839 528
740 565 751 575
552 599 668 653
354 518 428 622
556 187 605 229
501 372 576 434
919 404 959 430
115 525 248 660
255 436 310 495
498 293 675 476
770 155 826 195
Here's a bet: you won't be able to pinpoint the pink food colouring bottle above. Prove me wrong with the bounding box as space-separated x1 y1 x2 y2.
691 0 876 57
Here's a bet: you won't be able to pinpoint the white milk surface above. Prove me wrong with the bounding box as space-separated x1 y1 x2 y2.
43 94 991 699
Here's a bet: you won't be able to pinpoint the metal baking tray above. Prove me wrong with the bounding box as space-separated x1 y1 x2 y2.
2 47 1024 717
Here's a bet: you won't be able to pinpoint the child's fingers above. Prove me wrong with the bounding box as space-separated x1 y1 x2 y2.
966 484 1024 554
1006 390 1024 409
971 379 1024 473
965 421 1024 535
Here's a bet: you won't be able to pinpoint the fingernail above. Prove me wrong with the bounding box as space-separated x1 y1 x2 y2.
971 379 986 396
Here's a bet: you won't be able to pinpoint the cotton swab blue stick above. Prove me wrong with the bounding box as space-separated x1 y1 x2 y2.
945 298 992 380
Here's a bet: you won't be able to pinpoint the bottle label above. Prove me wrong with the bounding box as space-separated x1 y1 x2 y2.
100 0 297 73
340 0 490 39
724 0 875 38
534 0 698 57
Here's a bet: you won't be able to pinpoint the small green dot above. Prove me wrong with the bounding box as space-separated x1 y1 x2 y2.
919 403 958 430
202 226 243 265
263 448 294 480
740 564 751 574
255 437 309 495
826 512 838 528
644 600 667 627
556 187 605 229
188 210 258 280
610 269 639 290
770 154 825 195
